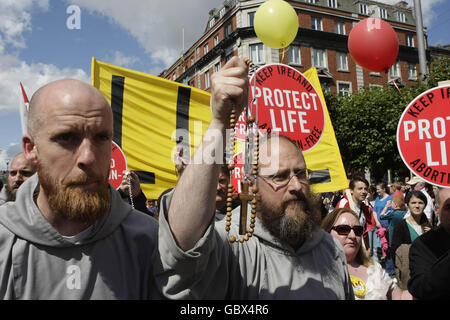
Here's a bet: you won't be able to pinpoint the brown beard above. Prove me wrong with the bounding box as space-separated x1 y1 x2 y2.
5 184 17 202
258 189 321 249
37 161 111 225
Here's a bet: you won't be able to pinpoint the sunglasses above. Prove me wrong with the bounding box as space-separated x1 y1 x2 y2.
331 225 364 237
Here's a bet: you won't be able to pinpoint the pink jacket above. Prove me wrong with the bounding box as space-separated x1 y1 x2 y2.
376 227 389 257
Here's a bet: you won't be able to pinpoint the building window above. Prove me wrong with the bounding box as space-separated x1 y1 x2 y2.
289 45 301 65
196 47 200 60
406 34 414 47
311 17 322 31
225 23 233 37
337 52 348 71
311 48 327 69
328 0 337 8
359 3 368 15
219 7 226 18
337 82 352 96
248 11 255 27
214 34 220 46
408 63 417 80
397 11 406 23
209 18 215 29
214 62 221 73
369 84 383 89
205 70 210 89
225 52 234 62
190 57 194 67
204 43 209 55
250 43 264 64
379 7 387 19
389 61 401 78
335 21 345 35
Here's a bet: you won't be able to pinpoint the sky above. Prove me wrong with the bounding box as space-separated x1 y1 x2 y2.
0 0 449 169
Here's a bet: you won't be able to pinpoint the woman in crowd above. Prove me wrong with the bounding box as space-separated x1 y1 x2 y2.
371 182 393 273
322 208 404 300
374 182 393 229
391 190 431 256
390 191 431 299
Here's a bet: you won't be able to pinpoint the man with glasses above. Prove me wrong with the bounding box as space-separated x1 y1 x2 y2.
0 152 36 204
157 57 354 299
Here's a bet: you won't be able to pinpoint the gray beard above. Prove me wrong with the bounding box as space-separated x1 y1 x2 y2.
278 213 315 248
5 185 16 202
259 194 320 249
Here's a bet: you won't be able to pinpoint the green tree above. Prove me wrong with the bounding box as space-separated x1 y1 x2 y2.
425 56 450 88
324 61 445 180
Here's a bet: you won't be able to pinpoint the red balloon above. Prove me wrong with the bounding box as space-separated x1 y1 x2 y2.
348 18 399 73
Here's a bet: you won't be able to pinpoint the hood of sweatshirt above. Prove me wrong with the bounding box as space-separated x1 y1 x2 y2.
0 174 133 247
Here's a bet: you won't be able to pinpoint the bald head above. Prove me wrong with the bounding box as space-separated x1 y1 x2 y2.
7 152 37 200
27 79 111 139
258 134 304 176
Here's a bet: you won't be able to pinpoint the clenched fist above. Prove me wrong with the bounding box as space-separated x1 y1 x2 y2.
210 57 249 129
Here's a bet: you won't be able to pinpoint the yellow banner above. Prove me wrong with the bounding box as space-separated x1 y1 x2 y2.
303 67 348 193
92 59 347 199
92 58 211 199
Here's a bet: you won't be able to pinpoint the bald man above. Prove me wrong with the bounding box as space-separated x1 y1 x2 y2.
157 57 353 300
0 152 36 204
0 79 162 299
408 187 450 299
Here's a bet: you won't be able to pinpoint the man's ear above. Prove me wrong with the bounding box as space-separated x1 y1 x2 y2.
22 134 37 162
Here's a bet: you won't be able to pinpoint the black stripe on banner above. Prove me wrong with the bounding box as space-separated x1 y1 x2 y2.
135 171 155 184
111 75 125 148
308 169 331 184
175 86 191 159
111 75 156 185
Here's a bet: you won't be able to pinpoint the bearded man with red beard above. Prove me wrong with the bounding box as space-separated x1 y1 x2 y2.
157 57 354 300
0 79 162 299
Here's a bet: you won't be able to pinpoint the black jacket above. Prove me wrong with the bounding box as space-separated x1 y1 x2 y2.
408 226 450 299
391 213 428 263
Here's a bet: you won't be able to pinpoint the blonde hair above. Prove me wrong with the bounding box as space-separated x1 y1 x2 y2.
321 208 373 267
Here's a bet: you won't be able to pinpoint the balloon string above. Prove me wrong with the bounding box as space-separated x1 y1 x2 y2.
280 47 288 63
390 78 409 105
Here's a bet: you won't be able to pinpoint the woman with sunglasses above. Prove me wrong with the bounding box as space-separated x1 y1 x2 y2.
322 208 404 300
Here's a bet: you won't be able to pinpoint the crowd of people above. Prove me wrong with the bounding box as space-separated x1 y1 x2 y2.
0 57 449 300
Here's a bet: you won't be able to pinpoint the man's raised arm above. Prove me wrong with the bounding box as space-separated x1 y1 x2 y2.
167 57 249 251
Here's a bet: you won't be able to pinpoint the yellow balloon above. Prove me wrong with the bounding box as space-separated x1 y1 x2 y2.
254 0 299 49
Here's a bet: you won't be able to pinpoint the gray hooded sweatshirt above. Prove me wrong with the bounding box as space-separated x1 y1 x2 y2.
158 190 354 300
0 186 8 205
0 174 163 299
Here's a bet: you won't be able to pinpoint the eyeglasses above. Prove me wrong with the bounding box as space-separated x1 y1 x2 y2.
260 169 309 188
331 225 364 237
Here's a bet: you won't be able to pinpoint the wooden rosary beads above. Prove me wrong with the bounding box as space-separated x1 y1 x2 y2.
225 58 260 243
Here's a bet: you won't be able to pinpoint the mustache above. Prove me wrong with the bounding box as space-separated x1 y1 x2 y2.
282 191 307 207
217 189 227 196
64 174 104 187
12 182 22 189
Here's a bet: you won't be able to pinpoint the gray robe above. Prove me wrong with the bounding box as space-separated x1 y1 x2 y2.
0 174 163 299
158 190 354 300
